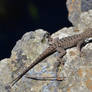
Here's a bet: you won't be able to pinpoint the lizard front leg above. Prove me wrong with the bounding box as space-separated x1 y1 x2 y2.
77 40 85 56
56 47 66 80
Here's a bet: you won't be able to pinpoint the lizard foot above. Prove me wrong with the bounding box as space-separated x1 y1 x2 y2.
5 84 12 92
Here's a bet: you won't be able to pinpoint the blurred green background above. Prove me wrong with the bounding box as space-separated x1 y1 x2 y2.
0 0 72 59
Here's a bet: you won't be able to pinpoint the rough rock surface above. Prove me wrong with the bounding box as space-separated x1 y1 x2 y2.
77 10 92 31
0 9 92 92
66 0 92 26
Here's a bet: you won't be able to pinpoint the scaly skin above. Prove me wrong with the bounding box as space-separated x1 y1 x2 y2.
8 28 92 87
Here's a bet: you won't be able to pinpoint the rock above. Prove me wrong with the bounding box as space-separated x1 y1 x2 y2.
66 0 92 26
81 0 92 12
77 10 92 31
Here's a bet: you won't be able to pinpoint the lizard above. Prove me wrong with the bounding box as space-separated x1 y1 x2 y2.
7 28 92 88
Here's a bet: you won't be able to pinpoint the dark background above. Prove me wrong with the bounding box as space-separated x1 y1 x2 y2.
0 0 72 60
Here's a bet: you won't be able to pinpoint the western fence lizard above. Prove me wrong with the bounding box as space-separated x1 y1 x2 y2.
8 28 92 88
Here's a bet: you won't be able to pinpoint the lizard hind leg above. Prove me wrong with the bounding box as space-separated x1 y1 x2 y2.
56 47 66 81
77 40 85 57
56 47 66 65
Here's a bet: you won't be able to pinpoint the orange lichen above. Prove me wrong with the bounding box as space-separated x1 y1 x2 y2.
68 4 73 13
86 79 92 91
86 68 92 76
67 88 71 92
72 0 75 3
77 68 83 77
67 84 75 92
69 51 76 56
74 29 79 32
67 86 72 92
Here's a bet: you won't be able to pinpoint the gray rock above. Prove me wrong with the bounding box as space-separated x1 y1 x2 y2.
77 10 92 30
66 0 92 26
82 0 92 12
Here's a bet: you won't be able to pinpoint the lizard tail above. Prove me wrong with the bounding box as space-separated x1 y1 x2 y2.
10 46 56 87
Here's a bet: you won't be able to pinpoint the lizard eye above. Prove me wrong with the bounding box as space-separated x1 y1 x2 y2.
48 38 54 45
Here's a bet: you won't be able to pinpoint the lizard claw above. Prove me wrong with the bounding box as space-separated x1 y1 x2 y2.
5 84 12 91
